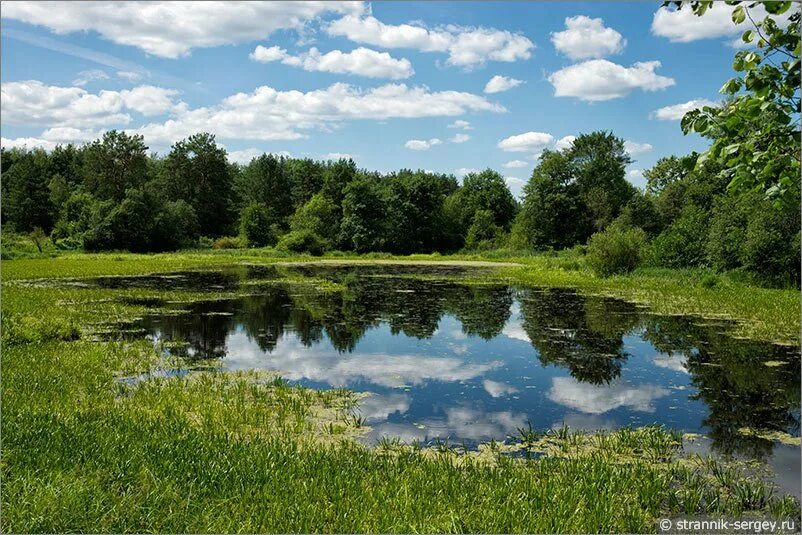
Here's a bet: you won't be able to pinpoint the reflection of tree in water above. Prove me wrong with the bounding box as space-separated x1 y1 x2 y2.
519 289 638 384
446 285 513 340
148 299 235 360
642 316 800 459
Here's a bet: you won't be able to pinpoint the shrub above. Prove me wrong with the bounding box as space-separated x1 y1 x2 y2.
648 204 708 268
239 202 275 247
212 236 244 249
276 229 328 256
586 224 647 277
465 209 502 250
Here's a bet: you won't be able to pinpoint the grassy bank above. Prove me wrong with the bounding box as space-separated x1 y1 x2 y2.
3 248 799 344
2 251 799 532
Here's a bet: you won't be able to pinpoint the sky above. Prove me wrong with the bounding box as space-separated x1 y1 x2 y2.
0 1 762 194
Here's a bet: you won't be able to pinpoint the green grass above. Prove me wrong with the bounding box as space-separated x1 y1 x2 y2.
3 248 798 343
1 251 799 532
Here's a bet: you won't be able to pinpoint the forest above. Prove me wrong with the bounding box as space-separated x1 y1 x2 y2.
2 125 799 286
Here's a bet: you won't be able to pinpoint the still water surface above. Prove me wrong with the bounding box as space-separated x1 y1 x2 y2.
92 264 799 487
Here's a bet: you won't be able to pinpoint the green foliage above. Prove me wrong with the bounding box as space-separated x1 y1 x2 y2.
212 236 244 249
239 203 276 247
2 148 55 232
448 169 518 235
290 193 340 243
276 229 328 256
235 153 293 228
586 224 647 277
649 205 709 268
613 191 662 236
677 1 800 207
643 154 696 195
339 178 386 252
514 131 633 250
82 131 149 202
163 133 233 237
385 170 453 253
465 209 503 250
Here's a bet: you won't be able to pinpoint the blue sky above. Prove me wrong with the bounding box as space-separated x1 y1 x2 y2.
0 1 759 193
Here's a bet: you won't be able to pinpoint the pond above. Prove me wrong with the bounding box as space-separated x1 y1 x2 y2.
93 264 800 490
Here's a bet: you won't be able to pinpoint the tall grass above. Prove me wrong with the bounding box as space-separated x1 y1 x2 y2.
1 253 799 532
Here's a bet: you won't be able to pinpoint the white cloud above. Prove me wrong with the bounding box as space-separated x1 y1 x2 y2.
120 86 181 116
554 135 576 151
72 69 110 87
447 120 473 130
355 393 410 422
548 377 670 414
498 131 554 152
1 136 60 151
651 98 718 121
482 379 519 398
484 75 524 94
326 14 533 68
450 133 471 143
651 3 792 43
623 140 653 156
652 353 690 374
405 138 442 150
128 82 503 148
454 167 479 177
227 148 264 165
0 81 180 129
503 159 529 169
551 15 626 60
117 70 143 83
250 45 414 79
2 1 365 58
504 176 526 199
322 152 354 160
549 60 675 102
627 169 645 188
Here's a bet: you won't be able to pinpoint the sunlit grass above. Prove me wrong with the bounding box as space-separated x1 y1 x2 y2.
1 252 799 532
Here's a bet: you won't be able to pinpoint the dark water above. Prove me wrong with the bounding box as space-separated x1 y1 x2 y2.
98 265 800 489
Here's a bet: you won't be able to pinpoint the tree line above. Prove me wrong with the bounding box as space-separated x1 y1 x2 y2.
1 124 798 285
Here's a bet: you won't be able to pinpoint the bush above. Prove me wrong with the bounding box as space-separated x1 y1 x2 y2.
276 229 328 256
465 209 502 250
648 204 708 268
586 224 647 277
212 236 244 249
239 203 276 247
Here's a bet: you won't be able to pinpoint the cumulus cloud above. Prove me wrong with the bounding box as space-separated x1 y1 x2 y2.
326 14 533 68
450 133 471 143
554 135 576 151
405 138 442 150
228 148 266 165
454 167 479 177
502 159 529 169
0 80 180 128
482 379 519 398
128 83 503 148
652 353 690 374
551 15 626 60
549 60 675 101
548 377 670 414
504 176 526 198
250 45 414 79
627 169 645 188
447 120 473 130
0 136 60 151
651 98 718 120
1 1 364 58
498 131 554 152
651 3 793 43
484 75 524 94
623 140 653 156
322 152 354 160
